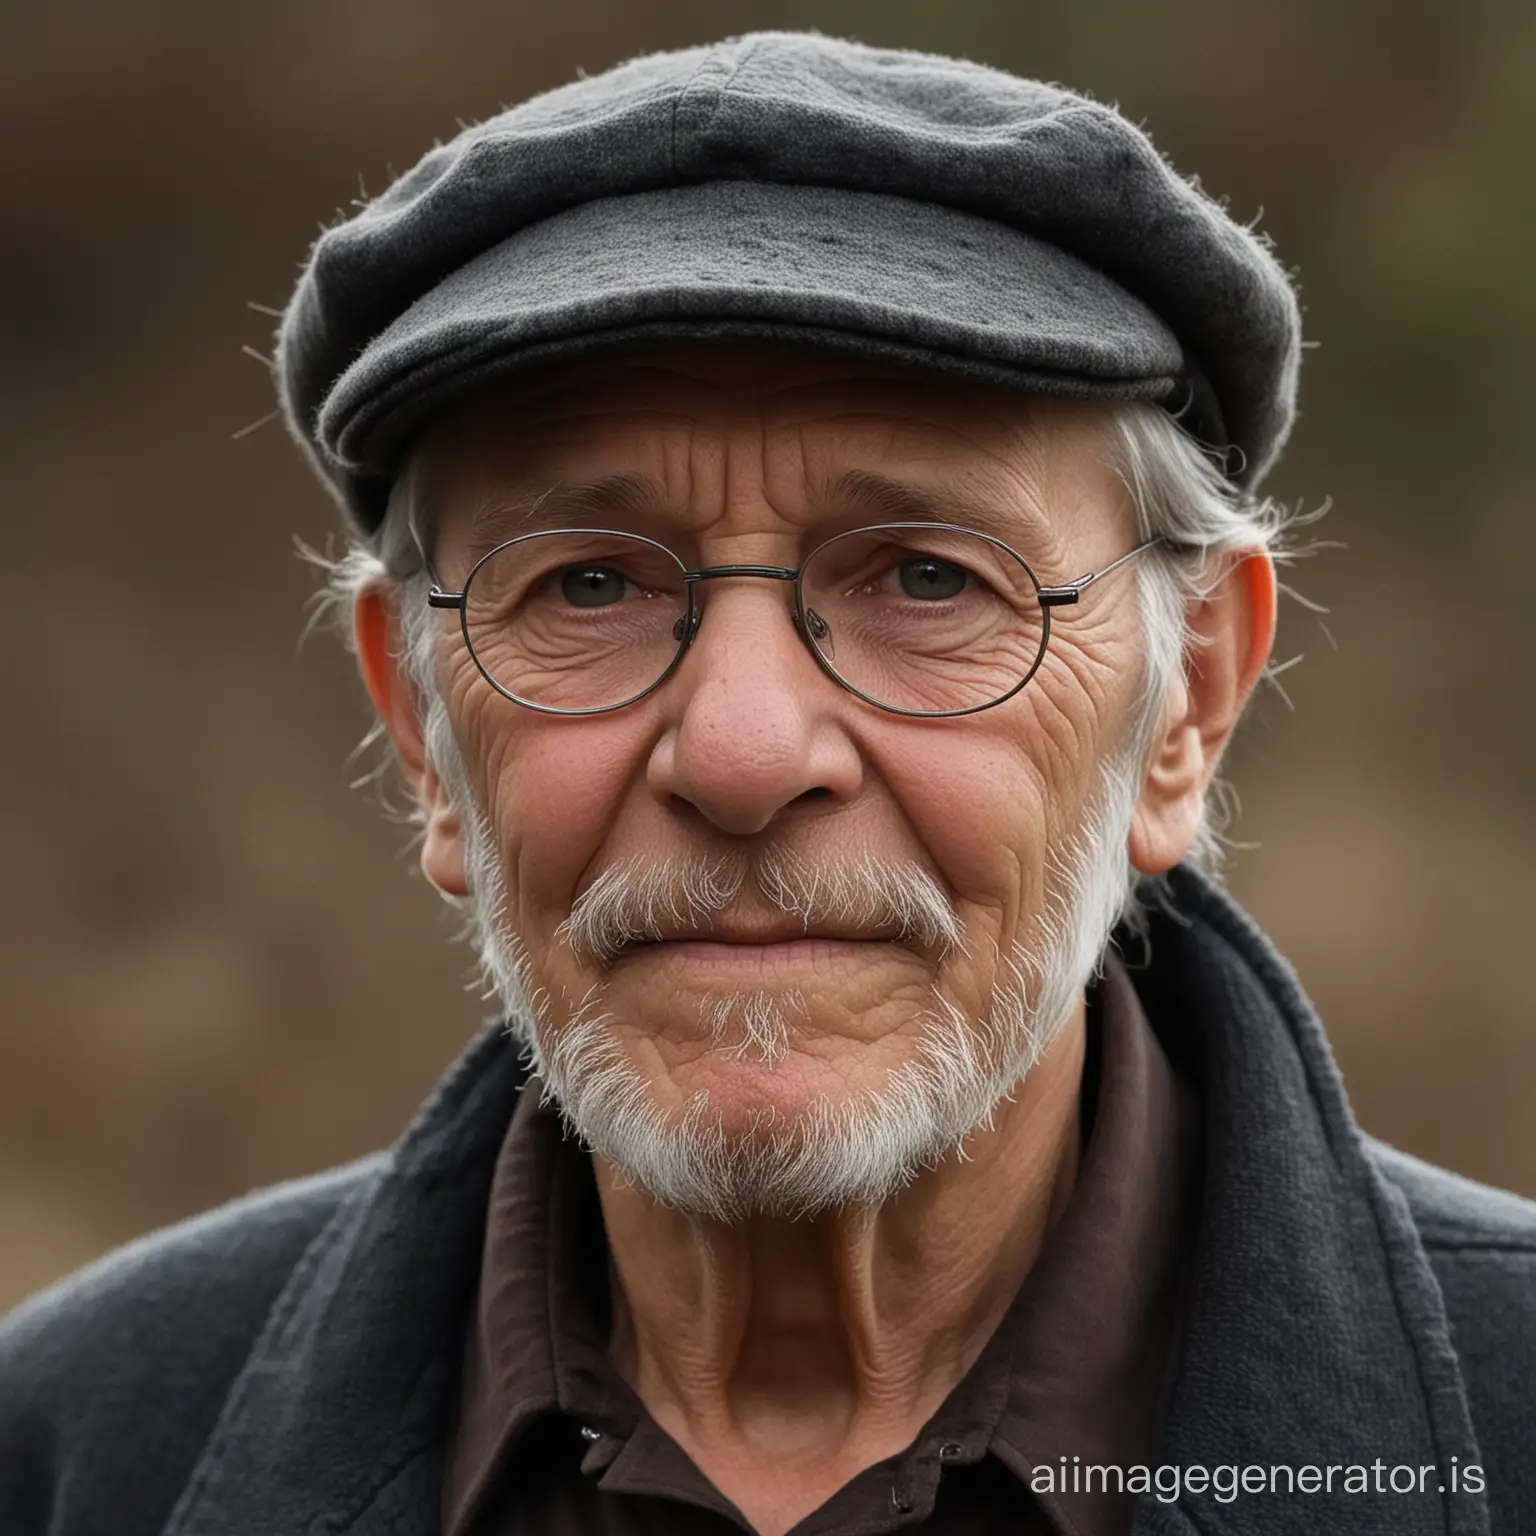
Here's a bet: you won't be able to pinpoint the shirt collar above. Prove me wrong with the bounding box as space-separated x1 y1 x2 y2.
441 1079 633 1536
987 953 1200 1533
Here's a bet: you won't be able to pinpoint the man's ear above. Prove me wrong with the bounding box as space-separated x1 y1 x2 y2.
354 587 469 897
1128 551 1277 875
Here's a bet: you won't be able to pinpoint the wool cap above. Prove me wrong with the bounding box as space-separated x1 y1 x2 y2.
276 31 1301 536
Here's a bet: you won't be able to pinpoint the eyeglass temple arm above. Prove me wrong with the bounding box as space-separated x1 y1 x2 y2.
1037 535 1167 608
407 517 466 609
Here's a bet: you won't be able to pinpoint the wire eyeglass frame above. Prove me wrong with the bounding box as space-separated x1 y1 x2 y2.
421 521 1168 720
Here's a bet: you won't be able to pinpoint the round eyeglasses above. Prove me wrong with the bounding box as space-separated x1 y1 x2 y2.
424 522 1164 719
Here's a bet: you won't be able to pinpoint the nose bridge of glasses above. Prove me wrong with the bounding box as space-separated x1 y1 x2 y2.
683 562 801 585
673 562 809 648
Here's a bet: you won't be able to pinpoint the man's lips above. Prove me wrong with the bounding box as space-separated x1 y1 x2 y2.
621 919 901 947
614 910 906 947
615 935 899 976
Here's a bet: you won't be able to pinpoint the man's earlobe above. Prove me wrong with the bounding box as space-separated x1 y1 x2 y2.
1129 551 1277 875
354 588 470 898
418 759 470 898
1128 671 1205 875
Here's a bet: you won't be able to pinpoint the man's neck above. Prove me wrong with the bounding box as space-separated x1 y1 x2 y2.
594 1003 1087 1536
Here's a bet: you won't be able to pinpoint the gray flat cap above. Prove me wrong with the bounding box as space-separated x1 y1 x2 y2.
277 31 1301 535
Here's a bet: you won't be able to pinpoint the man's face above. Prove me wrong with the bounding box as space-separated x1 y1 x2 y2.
406 346 1156 1209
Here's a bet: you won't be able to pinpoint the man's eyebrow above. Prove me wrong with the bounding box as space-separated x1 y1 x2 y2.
463 473 666 550
824 469 1050 543
457 467 1049 554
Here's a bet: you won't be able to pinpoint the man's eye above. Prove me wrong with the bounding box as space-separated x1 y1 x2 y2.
886 557 971 601
558 565 629 607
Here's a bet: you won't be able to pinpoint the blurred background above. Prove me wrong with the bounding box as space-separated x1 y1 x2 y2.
1 0 1532 1311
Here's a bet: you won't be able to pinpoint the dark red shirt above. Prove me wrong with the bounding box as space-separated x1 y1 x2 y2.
443 955 1198 1535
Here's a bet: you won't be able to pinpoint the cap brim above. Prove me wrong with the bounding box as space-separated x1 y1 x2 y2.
319 180 1188 522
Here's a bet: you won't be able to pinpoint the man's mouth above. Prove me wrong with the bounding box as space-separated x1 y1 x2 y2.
614 923 904 973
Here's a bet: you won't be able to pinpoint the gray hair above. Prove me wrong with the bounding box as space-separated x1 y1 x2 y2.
304 400 1307 934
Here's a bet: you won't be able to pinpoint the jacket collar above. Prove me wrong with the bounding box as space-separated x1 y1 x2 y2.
162 1018 529 1536
1123 871 1487 1536
161 870 1488 1536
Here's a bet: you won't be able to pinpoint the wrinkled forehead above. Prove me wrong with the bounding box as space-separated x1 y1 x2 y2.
406 342 1135 555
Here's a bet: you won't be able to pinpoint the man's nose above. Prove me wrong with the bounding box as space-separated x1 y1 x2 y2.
646 585 864 836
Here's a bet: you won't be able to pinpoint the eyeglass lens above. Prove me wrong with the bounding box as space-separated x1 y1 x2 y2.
460 526 1047 715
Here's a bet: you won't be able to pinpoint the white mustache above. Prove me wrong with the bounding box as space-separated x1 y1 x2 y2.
555 850 963 964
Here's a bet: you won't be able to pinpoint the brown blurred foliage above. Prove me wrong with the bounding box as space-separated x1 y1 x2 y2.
1 0 1532 1311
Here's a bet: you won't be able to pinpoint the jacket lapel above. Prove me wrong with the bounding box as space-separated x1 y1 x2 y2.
1128 871 1488 1535
162 1024 528 1536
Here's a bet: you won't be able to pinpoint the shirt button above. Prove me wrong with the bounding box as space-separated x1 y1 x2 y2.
579 1425 602 1443
939 1442 964 1460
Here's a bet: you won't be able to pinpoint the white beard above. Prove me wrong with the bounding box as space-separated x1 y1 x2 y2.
442 740 1141 1223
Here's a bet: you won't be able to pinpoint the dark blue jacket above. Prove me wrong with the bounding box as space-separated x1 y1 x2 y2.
3 870 1533 1534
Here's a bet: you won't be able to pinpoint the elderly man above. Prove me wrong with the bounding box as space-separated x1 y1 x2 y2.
3 31 1533 1536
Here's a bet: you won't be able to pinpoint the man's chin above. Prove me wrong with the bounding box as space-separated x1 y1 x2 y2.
540 1028 1008 1221
591 1090 914 1222
630 1052 888 1142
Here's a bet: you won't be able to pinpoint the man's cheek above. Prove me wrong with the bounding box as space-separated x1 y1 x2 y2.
499 732 641 905
896 758 1045 909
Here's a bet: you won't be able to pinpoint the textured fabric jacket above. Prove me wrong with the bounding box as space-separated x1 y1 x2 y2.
3 869 1533 1535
